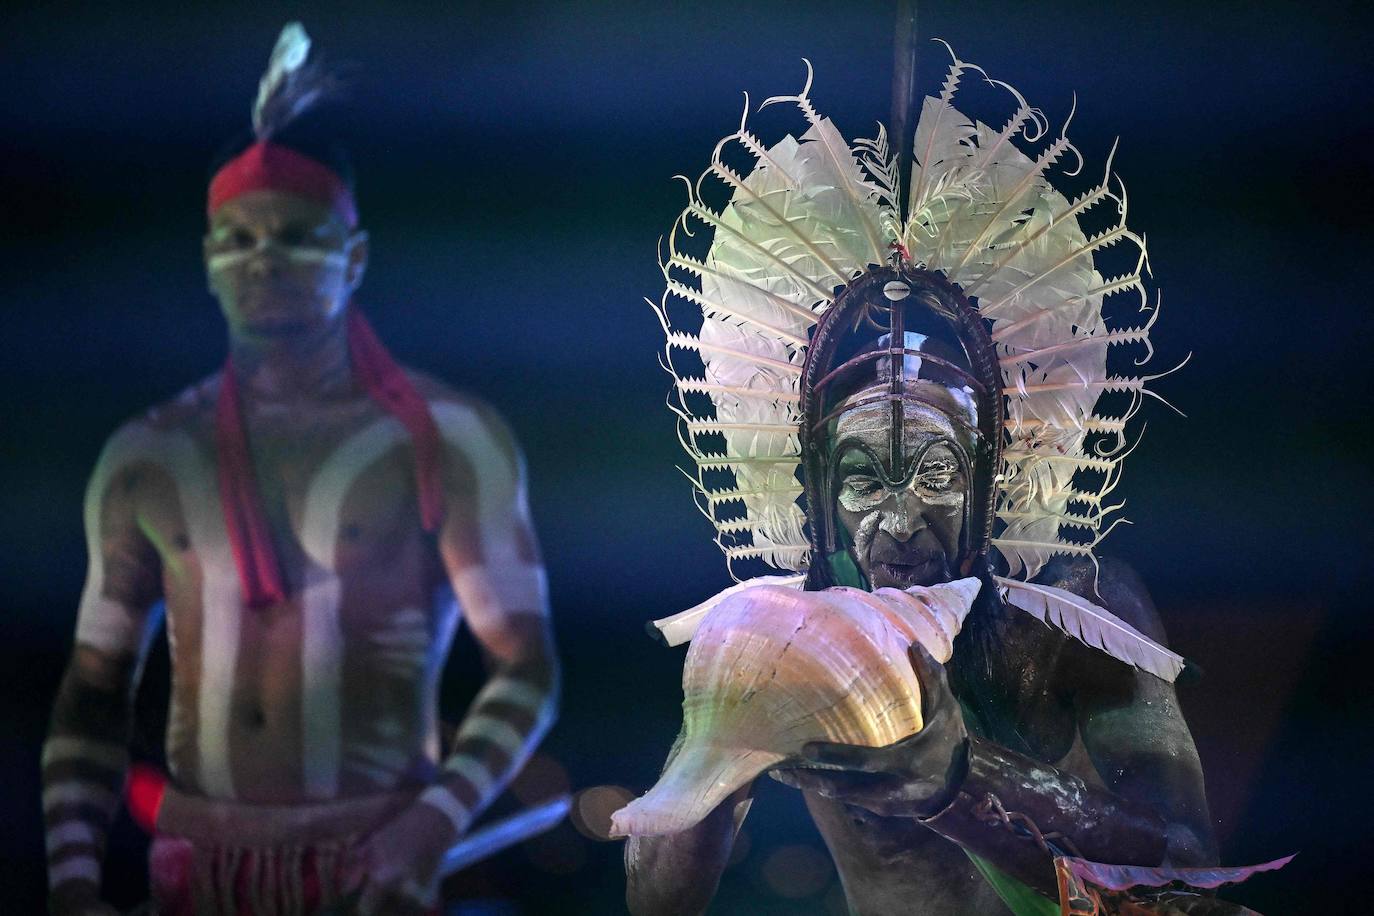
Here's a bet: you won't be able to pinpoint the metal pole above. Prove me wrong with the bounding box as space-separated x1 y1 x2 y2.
891 0 918 226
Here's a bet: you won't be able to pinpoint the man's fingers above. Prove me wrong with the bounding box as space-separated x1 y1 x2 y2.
771 767 918 811
907 643 959 720
907 642 949 687
339 843 370 894
801 740 887 771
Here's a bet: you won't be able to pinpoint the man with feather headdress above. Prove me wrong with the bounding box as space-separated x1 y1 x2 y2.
40 24 558 915
620 37 1283 916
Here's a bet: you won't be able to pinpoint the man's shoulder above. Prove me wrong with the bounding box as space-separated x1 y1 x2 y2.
1034 554 1167 646
405 368 495 416
404 368 519 453
94 376 219 476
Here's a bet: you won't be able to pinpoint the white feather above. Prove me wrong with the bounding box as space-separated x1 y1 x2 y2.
253 23 312 137
996 577 1183 682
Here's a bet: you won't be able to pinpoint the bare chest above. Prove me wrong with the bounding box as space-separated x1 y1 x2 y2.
132 406 455 799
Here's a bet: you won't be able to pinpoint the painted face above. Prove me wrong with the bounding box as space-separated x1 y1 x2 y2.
830 395 973 590
204 189 366 339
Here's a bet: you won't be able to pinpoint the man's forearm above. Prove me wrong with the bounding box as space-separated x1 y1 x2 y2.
42 666 134 901
919 736 1170 897
417 653 559 837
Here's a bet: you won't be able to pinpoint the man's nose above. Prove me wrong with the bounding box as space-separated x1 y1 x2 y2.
245 240 290 278
878 489 927 541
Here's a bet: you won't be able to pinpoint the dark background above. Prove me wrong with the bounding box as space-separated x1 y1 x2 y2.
3 1 1371 912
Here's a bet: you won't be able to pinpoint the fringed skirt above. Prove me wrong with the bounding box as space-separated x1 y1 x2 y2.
149 784 428 915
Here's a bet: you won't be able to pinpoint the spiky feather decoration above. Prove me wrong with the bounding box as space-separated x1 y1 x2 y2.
654 45 1182 680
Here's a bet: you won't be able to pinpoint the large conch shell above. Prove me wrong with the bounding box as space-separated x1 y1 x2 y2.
610 577 980 837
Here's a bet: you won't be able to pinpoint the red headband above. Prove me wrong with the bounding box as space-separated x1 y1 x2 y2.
207 140 358 228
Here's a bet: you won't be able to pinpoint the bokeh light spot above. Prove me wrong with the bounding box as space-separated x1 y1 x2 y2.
569 784 637 841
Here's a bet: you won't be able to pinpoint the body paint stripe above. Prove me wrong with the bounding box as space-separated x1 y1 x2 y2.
418 784 472 836
451 565 549 617
75 425 232 794
46 821 99 855
476 678 548 716
48 856 100 888
431 403 522 570
441 754 495 798
457 715 526 757
74 597 143 656
43 782 118 815
41 737 128 772
299 415 408 800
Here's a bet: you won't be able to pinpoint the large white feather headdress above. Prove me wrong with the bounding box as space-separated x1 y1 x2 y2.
654 45 1183 681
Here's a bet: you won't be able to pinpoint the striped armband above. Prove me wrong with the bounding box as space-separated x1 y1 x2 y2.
42 736 128 891
48 853 102 892
418 784 474 838
41 736 130 774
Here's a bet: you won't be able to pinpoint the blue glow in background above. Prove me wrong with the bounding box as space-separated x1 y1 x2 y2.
2 1 1370 911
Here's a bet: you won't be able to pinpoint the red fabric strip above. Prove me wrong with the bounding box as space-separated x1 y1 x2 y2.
208 141 358 228
215 308 445 610
216 354 288 609
346 309 446 533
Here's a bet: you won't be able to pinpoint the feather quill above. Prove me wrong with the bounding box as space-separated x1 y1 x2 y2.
995 576 1183 682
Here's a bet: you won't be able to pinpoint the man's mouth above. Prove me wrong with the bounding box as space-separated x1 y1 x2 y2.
872 554 945 586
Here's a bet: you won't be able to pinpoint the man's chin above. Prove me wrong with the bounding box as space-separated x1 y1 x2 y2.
236 313 319 338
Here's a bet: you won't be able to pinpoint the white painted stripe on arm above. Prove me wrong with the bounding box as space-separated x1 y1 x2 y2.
431 403 526 552
476 676 549 717
441 754 495 798
42 782 119 815
74 424 184 657
41 736 129 772
299 416 409 800
48 856 101 889
74 596 142 656
418 784 473 836
46 821 99 855
452 565 548 618
456 714 527 758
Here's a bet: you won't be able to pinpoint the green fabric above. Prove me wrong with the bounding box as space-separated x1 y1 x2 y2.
824 548 866 589
957 705 1061 914
968 853 1061 916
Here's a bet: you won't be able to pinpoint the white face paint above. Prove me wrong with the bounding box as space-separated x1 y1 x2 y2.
830 395 975 590
205 240 349 273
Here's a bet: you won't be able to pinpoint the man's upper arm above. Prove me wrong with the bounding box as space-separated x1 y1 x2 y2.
1067 559 1217 865
432 399 551 665
72 424 165 672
